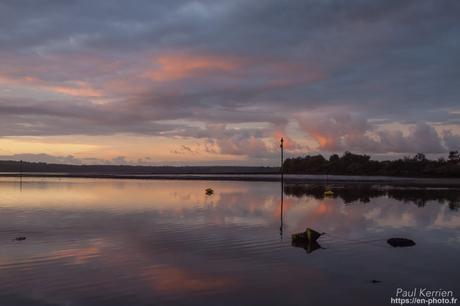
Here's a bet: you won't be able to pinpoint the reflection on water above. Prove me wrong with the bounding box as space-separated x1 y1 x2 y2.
0 178 459 306
284 184 460 210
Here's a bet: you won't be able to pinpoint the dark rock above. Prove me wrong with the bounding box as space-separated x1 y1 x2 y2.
387 238 415 247
292 228 323 243
14 237 26 241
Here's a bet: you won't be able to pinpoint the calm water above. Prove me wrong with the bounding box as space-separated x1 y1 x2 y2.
0 178 459 306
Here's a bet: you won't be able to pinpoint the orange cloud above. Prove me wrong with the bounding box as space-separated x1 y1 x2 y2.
145 54 242 81
310 132 335 149
49 81 103 97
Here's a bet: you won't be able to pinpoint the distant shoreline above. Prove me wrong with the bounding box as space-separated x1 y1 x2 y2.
2 172 460 187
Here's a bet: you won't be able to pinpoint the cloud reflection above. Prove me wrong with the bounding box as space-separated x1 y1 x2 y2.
0 179 458 305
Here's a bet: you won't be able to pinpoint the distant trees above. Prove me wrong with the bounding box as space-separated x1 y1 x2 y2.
283 151 460 177
0 160 276 174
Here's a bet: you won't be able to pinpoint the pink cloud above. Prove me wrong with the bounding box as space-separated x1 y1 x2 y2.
144 54 243 81
297 113 449 154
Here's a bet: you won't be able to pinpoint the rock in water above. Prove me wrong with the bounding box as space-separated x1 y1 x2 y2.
387 238 415 247
292 239 322 254
14 237 26 241
292 228 323 243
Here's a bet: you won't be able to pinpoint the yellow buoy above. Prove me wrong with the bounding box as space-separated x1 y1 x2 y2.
205 188 214 196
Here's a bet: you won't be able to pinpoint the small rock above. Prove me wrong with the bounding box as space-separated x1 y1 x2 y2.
387 238 416 247
14 237 26 241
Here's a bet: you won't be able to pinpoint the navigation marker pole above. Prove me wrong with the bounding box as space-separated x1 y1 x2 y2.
19 159 23 191
280 137 284 240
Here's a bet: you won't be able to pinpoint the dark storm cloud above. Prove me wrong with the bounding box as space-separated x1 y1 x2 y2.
0 0 459 156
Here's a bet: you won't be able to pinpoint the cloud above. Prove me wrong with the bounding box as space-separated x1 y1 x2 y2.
170 145 199 155
0 153 84 165
209 135 270 157
378 123 446 153
298 113 449 154
297 113 373 151
181 124 275 158
0 153 139 165
443 130 460 151
0 0 459 163
144 54 242 81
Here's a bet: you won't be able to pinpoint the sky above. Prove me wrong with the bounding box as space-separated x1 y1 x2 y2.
0 0 459 166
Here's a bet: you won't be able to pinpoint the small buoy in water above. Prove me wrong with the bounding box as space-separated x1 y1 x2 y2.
205 188 214 196
14 237 26 241
324 190 334 197
387 238 415 247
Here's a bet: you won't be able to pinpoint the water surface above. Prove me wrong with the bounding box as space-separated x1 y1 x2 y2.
0 178 459 305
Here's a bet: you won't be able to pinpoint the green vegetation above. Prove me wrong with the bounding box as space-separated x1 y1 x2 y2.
283 151 460 177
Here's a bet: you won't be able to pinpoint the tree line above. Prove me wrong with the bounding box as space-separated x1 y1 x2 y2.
0 160 276 174
283 151 460 177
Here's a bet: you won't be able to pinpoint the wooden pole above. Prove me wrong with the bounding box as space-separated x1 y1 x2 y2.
19 160 23 191
280 137 284 174
280 137 284 239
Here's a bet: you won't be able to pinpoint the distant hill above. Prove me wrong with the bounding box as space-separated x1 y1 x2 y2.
0 160 278 174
